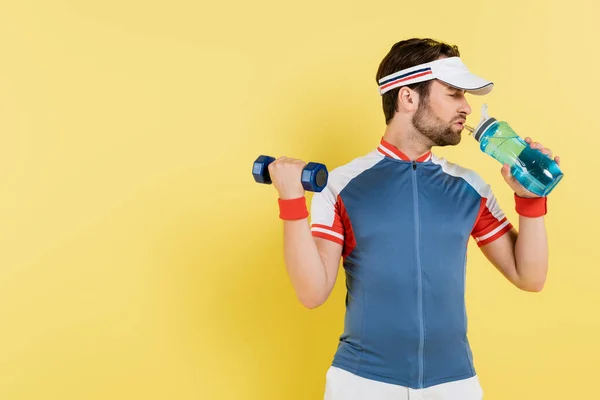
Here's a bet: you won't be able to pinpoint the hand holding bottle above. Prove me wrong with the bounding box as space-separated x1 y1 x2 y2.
499 137 561 198
467 104 564 197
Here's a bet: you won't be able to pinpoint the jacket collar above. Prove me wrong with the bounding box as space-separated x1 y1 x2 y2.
376 137 432 162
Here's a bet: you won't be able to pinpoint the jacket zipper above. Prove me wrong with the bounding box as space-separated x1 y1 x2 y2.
412 160 424 388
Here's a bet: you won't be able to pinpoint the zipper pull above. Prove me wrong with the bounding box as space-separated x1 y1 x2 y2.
412 161 417 170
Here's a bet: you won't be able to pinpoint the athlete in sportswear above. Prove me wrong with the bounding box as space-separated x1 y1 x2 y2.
268 38 560 400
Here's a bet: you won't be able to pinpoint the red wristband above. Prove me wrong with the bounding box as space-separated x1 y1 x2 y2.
278 196 309 220
514 193 547 217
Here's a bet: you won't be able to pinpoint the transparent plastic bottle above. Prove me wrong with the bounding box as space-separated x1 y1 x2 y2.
466 104 564 197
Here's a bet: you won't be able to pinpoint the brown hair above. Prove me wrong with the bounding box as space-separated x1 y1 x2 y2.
376 38 460 124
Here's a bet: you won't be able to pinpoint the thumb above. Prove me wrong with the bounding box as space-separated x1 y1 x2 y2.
501 164 513 182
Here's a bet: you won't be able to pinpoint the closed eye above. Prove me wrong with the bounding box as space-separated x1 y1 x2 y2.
448 90 465 98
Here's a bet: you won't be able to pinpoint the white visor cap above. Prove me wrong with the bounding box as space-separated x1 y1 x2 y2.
378 57 493 96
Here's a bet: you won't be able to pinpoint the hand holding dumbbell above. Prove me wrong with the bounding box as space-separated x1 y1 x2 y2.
252 155 328 198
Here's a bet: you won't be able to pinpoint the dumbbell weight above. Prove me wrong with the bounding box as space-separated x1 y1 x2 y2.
252 155 329 192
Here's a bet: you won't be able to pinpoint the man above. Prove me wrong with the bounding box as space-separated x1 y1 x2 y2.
268 38 560 399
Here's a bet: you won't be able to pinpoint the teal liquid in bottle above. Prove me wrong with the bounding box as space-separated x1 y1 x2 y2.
468 105 563 197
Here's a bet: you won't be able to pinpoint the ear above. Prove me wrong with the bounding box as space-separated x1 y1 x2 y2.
397 87 419 112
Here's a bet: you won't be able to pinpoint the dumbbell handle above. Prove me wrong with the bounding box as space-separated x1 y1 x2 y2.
252 155 328 192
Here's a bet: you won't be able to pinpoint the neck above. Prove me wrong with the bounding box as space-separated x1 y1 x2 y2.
383 123 432 161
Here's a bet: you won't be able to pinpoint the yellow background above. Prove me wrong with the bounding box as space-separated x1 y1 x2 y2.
0 0 597 399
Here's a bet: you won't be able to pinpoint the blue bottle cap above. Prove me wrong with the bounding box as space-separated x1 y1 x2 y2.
470 104 496 142
473 117 497 142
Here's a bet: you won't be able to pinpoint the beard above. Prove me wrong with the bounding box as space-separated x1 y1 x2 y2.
412 99 462 147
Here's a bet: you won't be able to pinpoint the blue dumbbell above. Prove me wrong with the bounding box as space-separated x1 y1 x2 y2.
252 155 329 192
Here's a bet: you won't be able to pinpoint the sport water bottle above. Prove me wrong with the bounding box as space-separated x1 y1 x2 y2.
466 104 564 197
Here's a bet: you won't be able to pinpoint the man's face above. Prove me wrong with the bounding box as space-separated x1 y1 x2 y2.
411 80 472 146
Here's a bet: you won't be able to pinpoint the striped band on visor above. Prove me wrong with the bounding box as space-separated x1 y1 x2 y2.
378 67 434 95
376 57 493 96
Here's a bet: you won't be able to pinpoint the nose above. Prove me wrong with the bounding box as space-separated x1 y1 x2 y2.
459 95 472 115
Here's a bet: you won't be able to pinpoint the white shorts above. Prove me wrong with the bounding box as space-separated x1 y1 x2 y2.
324 366 484 400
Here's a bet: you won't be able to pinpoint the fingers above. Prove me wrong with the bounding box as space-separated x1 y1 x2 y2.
539 147 552 158
270 156 307 169
525 137 554 159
